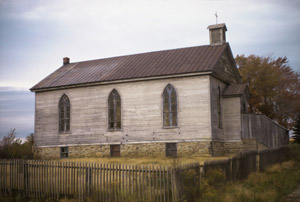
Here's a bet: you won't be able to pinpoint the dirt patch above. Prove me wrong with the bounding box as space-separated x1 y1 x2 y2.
284 185 300 202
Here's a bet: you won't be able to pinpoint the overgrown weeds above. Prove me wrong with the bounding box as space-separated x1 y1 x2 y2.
198 160 300 202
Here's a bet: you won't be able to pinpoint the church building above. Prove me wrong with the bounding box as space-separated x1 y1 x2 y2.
31 24 288 159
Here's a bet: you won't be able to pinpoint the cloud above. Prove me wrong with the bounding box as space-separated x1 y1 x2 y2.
0 1 299 87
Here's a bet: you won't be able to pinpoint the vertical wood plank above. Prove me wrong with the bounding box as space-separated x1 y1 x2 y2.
122 164 125 202
138 165 141 200
56 161 59 200
149 165 152 202
65 161 67 198
125 164 128 197
78 162 81 201
141 165 144 201
75 162 77 199
93 163 96 198
118 164 123 201
132 165 135 195
99 163 103 201
41 161 43 198
50 161 52 199
167 167 169 202
109 163 112 202
96 163 99 200
33 160 36 198
106 163 108 202
45 161 48 198
53 161 56 200
87 163 90 198
62 161 64 198
37 161 40 198
73 162 76 198
111 163 113 201
128 165 130 195
159 166 162 202
163 166 166 202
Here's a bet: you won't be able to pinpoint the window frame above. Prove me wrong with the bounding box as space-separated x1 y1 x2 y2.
163 84 178 128
110 144 121 157
59 94 71 133
166 143 177 157
108 89 122 130
60 147 69 158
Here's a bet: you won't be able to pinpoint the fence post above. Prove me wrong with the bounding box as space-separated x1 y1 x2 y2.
86 163 92 197
23 160 29 197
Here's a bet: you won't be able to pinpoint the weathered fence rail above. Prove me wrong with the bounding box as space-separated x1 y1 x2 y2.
241 114 289 148
0 159 200 201
0 146 291 201
0 160 183 201
203 146 291 181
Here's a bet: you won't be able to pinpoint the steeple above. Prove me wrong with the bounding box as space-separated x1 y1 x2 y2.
207 23 227 46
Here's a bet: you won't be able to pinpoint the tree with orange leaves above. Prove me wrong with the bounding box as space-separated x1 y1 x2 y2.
235 55 300 129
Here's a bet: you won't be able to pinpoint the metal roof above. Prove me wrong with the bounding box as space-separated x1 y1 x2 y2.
31 43 229 91
223 84 248 97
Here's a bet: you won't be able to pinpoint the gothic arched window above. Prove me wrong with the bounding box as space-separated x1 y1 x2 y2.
217 86 222 128
163 84 178 127
59 94 70 133
108 89 121 130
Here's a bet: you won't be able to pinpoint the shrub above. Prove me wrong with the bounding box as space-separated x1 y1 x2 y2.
0 129 34 159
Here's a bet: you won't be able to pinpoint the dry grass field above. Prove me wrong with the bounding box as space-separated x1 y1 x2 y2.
59 155 231 166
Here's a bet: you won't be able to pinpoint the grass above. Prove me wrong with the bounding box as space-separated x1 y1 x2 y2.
59 155 230 166
199 160 300 202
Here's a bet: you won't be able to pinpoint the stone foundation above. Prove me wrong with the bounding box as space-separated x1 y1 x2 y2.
212 138 269 156
34 141 213 159
35 139 270 159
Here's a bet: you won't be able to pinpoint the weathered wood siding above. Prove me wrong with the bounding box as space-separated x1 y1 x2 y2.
222 97 242 141
212 51 239 84
241 114 289 148
209 77 226 141
35 76 212 147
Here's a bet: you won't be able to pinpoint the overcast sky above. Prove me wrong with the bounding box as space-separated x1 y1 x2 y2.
0 0 299 138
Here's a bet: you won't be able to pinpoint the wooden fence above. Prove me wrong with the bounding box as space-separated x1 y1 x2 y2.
0 146 291 201
259 146 291 172
203 146 291 181
0 159 200 201
241 114 289 148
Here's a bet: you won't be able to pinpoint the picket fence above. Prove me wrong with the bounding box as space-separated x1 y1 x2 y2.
0 159 200 201
0 146 291 201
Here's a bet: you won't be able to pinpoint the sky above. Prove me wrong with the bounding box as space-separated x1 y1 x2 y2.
0 0 299 139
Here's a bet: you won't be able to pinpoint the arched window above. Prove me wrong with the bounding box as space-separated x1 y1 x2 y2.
163 84 177 127
217 87 222 128
108 89 121 130
59 94 70 133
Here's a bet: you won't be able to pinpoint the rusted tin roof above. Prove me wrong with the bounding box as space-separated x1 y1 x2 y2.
31 43 229 91
223 84 248 97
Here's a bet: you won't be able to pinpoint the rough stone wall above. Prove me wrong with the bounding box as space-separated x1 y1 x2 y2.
212 138 269 156
121 143 165 157
35 141 213 159
178 141 212 157
34 147 60 159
